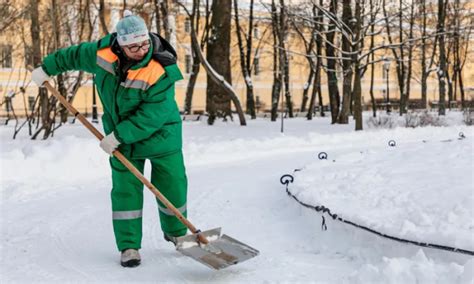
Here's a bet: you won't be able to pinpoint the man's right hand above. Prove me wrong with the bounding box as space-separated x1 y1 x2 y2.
31 67 51 86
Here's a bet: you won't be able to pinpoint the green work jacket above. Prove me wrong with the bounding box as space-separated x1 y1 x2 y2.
42 33 184 158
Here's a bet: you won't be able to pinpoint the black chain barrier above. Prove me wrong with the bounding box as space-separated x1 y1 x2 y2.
423 132 467 143
280 134 474 257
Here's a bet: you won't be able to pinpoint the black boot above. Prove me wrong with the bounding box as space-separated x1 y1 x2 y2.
163 234 178 246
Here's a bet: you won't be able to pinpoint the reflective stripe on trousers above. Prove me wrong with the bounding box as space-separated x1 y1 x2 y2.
158 203 186 216
113 210 143 220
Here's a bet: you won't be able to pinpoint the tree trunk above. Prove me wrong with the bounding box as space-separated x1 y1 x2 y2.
301 68 314 113
337 0 352 124
184 53 200 114
326 0 340 124
369 0 376 117
206 0 232 124
30 0 52 140
397 0 407 115
233 0 256 118
183 0 209 114
160 0 171 41
99 0 108 36
459 68 465 109
174 0 245 125
437 0 447 115
51 0 69 124
279 0 293 118
312 0 324 119
307 65 321 120
153 0 162 35
382 0 402 114
403 1 415 113
420 0 428 109
246 0 256 117
353 0 362 130
270 0 281 121
353 66 362 130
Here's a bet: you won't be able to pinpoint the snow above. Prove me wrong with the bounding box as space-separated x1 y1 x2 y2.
1 112 473 283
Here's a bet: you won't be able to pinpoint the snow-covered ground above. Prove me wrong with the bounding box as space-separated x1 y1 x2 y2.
1 112 473 283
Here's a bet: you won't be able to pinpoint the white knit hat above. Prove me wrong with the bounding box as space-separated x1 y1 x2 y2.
116 10 150 46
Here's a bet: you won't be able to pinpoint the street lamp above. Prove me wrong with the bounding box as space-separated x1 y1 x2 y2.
383 58 391 114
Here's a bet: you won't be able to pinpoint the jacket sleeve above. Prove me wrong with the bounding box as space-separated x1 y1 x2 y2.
113 80 178 144
41 41 98 76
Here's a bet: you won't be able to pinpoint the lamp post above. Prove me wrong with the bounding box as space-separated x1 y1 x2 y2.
383 58 391 114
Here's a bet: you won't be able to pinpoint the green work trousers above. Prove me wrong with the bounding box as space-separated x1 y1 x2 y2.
109 151 188 251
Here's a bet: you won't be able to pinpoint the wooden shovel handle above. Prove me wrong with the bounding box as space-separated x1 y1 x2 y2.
27 66 208 244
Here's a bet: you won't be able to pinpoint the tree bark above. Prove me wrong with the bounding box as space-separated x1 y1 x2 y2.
206 0 233 124
353 0 362 130
301 69 314 113
437 0 447 115
99 0 108 36
326 0 340 123
403 0 415 114
30 0 52 140
270 0 281 121
307 1 324 119
337 0 353 124
153 0 162 34
278 0 293 118
233 0 256 118
369 0 376 117
420 0 428 109
183 0 210 114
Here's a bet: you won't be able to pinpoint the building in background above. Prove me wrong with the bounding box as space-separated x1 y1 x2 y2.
0 0 473 118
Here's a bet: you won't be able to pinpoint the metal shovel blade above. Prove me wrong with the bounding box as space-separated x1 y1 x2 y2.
175 228 259 270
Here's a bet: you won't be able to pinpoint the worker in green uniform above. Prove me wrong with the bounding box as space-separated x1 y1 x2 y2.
31 10 188 268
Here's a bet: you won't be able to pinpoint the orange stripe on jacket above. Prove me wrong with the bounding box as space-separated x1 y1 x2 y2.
126 59 165 86
97 48 118 63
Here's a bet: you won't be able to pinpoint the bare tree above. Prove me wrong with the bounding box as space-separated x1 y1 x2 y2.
447 0 472 109
418 0 430 109
279 0 293 118
233 0 257 118
270 0 282 121
403 0 415 114
99 0 109 36
29 0 54 139
326 0 340 123
368 0 377 117
183 0 211 114
0 1 26 33
175 0 246 125
206 0 234 124
352 0 363 130
436 0 447 115
290 2 316 114
336 0 353 124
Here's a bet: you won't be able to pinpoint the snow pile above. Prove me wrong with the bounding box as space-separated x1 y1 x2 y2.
350 250 471 283
290 126 474 251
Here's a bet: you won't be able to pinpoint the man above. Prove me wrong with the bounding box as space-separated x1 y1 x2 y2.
31 11 188 268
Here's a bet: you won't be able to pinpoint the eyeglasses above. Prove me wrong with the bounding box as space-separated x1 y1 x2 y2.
124 41 150 53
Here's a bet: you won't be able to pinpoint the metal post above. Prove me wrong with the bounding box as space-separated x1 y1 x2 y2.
92 75 98 123
280 78 285 133
384 58 391 114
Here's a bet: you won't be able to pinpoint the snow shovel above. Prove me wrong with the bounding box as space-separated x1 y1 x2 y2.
28 67 259 270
